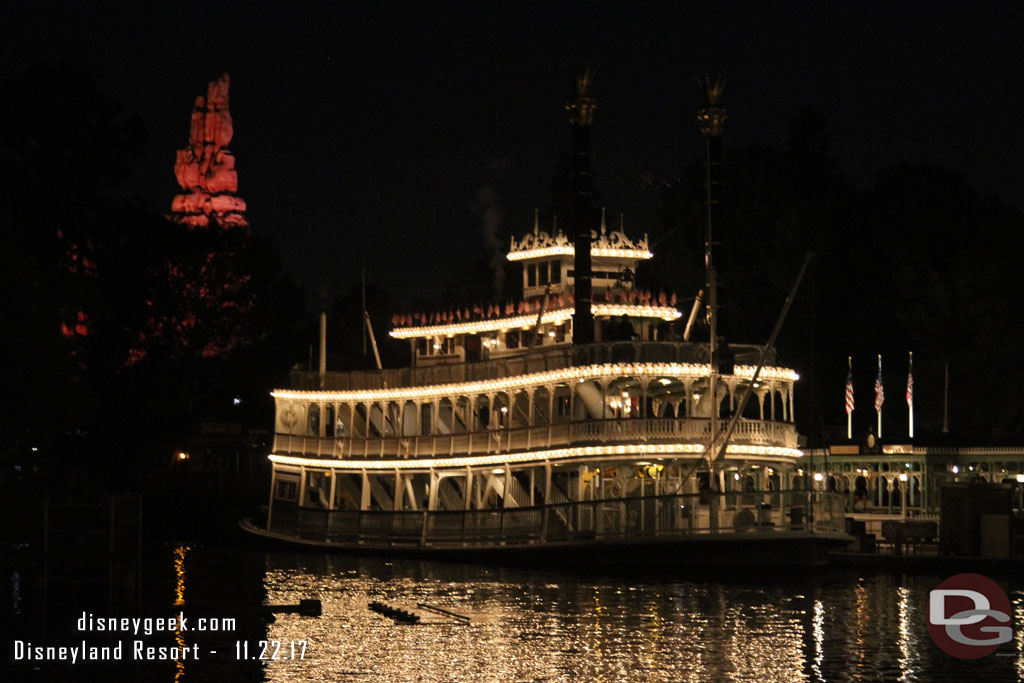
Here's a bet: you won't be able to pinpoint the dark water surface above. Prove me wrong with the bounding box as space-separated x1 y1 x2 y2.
6 543 1024 682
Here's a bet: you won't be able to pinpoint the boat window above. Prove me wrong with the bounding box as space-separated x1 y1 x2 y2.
465 336 481 362
420 403 433 435
506 329 519 349
274 478 298 501
550 260 561 283
304 471 329 508
307 404 320 436
527 264 537 286
538 261 549 285
324 405 335 436
556 395 570 416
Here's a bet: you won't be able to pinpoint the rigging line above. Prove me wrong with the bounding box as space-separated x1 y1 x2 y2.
678 250 814 486
649 207 703 250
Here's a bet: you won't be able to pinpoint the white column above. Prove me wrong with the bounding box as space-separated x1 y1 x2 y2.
266 467 278 530
541 461 552 541
360 470 370 511
503 464 512 508
544 461 552 505
427 470 439 511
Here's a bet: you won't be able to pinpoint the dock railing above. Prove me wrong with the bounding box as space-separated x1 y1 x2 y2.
270 490 846 548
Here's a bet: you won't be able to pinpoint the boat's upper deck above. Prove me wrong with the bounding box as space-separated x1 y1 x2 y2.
286 341 781 392
272 341 802 465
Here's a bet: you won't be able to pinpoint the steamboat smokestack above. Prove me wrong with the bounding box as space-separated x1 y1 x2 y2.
698 76 727 368
568 68 597 345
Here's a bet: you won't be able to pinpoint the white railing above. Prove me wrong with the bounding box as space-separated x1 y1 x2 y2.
269 490 848 547
288 341 774 391
272 417 798 460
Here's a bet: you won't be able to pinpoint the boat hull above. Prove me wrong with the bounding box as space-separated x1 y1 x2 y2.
239 518 850 567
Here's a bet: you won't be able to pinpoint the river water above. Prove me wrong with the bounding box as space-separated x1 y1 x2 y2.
5 543 1024 682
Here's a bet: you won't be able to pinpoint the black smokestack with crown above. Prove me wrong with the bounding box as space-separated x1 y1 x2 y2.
567 68 597 345
698 76 732 372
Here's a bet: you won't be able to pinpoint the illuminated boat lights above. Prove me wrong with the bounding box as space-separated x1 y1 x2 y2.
268 442 802 471
271 362 799 403
389 304 680 339
505 245 653 261
506 223 653 262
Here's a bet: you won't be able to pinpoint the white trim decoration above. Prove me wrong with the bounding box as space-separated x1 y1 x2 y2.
390 304 680 339
269 442 802 471
271 362 799 402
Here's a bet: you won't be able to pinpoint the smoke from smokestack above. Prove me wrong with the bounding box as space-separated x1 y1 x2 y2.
474 158 510 299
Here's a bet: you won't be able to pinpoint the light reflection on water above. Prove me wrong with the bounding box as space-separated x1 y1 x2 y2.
256 553 1023 683
6 546 1024 681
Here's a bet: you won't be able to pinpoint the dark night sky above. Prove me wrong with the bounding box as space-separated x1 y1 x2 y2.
5 1 1023 306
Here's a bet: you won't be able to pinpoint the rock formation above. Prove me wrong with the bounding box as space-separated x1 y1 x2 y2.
170 74 248 228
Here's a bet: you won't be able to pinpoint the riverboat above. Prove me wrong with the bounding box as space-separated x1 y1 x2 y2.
242 74 851 565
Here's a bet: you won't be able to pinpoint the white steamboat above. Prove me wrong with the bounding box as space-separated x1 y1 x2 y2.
243 75 849 565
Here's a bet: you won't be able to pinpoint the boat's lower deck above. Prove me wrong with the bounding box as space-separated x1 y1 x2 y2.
244 489 850 566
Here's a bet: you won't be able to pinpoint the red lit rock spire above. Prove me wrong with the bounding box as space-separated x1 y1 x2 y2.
171 74 248 228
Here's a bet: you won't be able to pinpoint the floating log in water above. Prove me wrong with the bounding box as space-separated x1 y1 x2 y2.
267 599 322 616
416 602 471 622
368 600 421 624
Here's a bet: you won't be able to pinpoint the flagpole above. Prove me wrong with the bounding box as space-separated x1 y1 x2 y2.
942 361 950 434
843 356 851 440
908 351 914 439
877 354 883 440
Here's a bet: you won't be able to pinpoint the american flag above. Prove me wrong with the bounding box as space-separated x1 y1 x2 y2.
875 359 885 412
907 358 914 408
845 364 855 414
